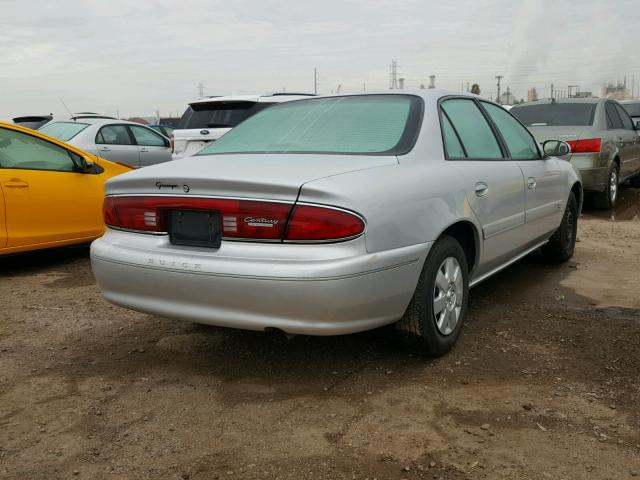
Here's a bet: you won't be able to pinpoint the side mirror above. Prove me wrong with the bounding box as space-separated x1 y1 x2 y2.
543 139 571 157
636 120 640 130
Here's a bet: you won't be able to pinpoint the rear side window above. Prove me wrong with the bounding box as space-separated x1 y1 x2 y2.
0 127 77 172
441 114 466 158
482 102 540 160
198 95 422 156
130 125 166 146
614 104 634 130
511 103 596 126
441 99 503 159
39 122 89 141
96 125 133 145
177 102 274 130
605 103 624 129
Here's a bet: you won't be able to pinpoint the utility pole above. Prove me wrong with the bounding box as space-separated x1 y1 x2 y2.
550 83 554 99
197 83 205 98
495 75 503 104
314 68 318 95
389 60 398 89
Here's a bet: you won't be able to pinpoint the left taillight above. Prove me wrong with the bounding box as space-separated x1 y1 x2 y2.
103 196 167 232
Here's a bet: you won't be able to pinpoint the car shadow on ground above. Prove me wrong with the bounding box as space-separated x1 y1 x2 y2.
0 245 90 277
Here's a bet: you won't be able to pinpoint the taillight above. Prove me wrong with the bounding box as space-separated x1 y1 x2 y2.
103 196 365 242
284 205 365 241
103 196 292 239
567 138 601 153
170 137 175 153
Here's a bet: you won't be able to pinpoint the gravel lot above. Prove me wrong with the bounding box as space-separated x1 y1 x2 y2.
1 187 639 480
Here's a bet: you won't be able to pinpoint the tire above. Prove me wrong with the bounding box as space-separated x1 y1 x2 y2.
393 235 469 357
630 174 640 188
542 191 578 263
593 162 619 209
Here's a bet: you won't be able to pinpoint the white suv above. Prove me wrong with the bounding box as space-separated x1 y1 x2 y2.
172 93 315 158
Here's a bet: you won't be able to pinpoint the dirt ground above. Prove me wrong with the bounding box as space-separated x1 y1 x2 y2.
1 187 639 480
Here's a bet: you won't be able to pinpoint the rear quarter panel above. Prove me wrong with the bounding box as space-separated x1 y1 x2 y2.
298 160 481 257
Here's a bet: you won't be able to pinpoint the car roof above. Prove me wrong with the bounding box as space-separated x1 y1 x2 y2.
44 118 152 127
513 98 603 107
188 92 317 106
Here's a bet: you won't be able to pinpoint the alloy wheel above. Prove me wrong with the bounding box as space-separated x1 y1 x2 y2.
433 257 463 335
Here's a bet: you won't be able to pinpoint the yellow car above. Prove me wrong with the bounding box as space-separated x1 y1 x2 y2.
0 122 131 255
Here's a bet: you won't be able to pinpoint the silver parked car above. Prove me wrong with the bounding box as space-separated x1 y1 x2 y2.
91 91 582 356
39 119 172 168
511 98 640 208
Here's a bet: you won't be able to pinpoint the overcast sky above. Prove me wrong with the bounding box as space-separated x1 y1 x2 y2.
1 0 638 120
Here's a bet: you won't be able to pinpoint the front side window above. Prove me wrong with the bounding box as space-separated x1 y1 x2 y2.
39 122 89 141
622 102 640 117
96 125 134 145
0 127 77 171
482 102 540 160
440 98 503 159
614 104 634 130
130 125 166 146
198 95 422 156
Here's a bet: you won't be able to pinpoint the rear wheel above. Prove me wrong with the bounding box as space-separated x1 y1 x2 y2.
393 235 469 357
593 162 619 209
542 192 578 263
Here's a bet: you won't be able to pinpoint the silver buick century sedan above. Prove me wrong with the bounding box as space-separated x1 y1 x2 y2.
91 90 582 356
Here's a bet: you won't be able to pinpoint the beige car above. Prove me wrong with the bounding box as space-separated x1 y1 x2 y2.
511 98 640 208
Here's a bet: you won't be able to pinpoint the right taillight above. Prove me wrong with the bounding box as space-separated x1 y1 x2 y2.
102 196 365 243
284 205 365 242
169 137 174 153
567 138 601 153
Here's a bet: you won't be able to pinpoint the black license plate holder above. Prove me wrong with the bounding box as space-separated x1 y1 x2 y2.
169 210 221 248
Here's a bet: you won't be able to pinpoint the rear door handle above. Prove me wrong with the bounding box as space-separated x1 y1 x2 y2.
140 147 149 152
474 182 489 197
98 146 111 152
4 179 29 188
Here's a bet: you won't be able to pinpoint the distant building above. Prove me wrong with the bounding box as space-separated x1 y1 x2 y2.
573 91 594 98
602 81 628 100
527 87 538 102
500 87 516 105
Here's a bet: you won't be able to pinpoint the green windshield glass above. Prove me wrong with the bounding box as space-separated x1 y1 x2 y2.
197 95 419 156
39 122 89 141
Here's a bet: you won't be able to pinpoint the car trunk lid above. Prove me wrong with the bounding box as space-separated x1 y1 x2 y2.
105 153 399 201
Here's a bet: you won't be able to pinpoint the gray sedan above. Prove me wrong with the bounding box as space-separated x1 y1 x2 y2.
511 98 640 208
91 91 581 356
39 119 172 168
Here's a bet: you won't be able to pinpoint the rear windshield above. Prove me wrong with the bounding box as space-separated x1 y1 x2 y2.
177 102 274 129
511 103 596 126
197 95 422 156
13 117 52 129
622 102 640 117
39 122 90 141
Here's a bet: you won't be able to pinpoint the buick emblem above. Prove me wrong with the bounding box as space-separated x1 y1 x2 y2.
200 129 209 135
183 184 190 193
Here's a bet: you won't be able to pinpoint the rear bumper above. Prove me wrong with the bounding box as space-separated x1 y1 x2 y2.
90 230 429 335
570 153 608 192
